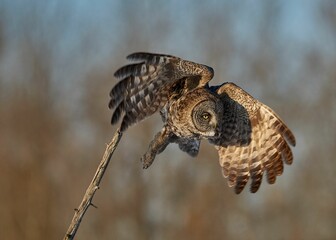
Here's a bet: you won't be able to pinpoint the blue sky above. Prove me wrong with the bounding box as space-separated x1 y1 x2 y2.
1 0 333 69
0 0 334 124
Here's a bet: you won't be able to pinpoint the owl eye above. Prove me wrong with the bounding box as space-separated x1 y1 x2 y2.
201 112 211 121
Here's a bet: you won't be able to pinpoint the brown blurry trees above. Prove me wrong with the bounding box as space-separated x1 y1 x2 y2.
0 33 63 239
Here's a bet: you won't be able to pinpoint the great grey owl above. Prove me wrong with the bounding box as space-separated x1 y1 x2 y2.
109 52 296 194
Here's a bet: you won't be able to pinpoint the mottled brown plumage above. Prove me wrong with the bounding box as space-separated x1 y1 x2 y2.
109 52 213 131
109 52 296 194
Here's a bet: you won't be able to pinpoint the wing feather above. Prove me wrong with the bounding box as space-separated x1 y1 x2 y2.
109 52 214 131
212 82 296 193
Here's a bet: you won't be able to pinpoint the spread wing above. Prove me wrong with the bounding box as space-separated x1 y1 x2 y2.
109 52 214 131
211 83 296 194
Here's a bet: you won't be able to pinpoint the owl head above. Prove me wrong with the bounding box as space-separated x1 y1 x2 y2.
191 99 222 137
173 88 223 138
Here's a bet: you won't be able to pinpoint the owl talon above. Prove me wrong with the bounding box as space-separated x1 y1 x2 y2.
142 163 150 169
141 154 154 169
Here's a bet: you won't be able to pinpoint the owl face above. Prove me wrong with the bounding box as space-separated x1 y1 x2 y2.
169 88 223 138
191 99 220 137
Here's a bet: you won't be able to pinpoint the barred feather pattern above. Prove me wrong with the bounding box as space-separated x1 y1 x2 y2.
213 83 296 194
109 52 214 131
109 53 296 194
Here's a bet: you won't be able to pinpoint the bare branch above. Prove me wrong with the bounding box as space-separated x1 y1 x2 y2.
63 128 123 240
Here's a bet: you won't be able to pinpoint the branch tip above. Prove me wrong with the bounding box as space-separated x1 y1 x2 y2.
63 129 123 240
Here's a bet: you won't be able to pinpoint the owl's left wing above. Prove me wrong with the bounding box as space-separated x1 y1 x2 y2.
109 52 214 131
210 83 296 194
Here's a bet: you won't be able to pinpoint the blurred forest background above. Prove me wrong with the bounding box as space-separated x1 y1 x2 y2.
0 0 335 239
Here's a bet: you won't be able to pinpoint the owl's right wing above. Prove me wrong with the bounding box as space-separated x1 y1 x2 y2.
109 52 214 131
211 83 296 194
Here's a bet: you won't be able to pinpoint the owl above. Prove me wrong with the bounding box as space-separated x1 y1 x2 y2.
109 52 296 194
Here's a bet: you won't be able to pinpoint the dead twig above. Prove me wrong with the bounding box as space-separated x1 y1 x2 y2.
64 128 123 240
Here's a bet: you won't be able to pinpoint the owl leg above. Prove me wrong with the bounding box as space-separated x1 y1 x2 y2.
141 126 175 169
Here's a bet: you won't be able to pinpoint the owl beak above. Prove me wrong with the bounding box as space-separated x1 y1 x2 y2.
207 123 217 137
